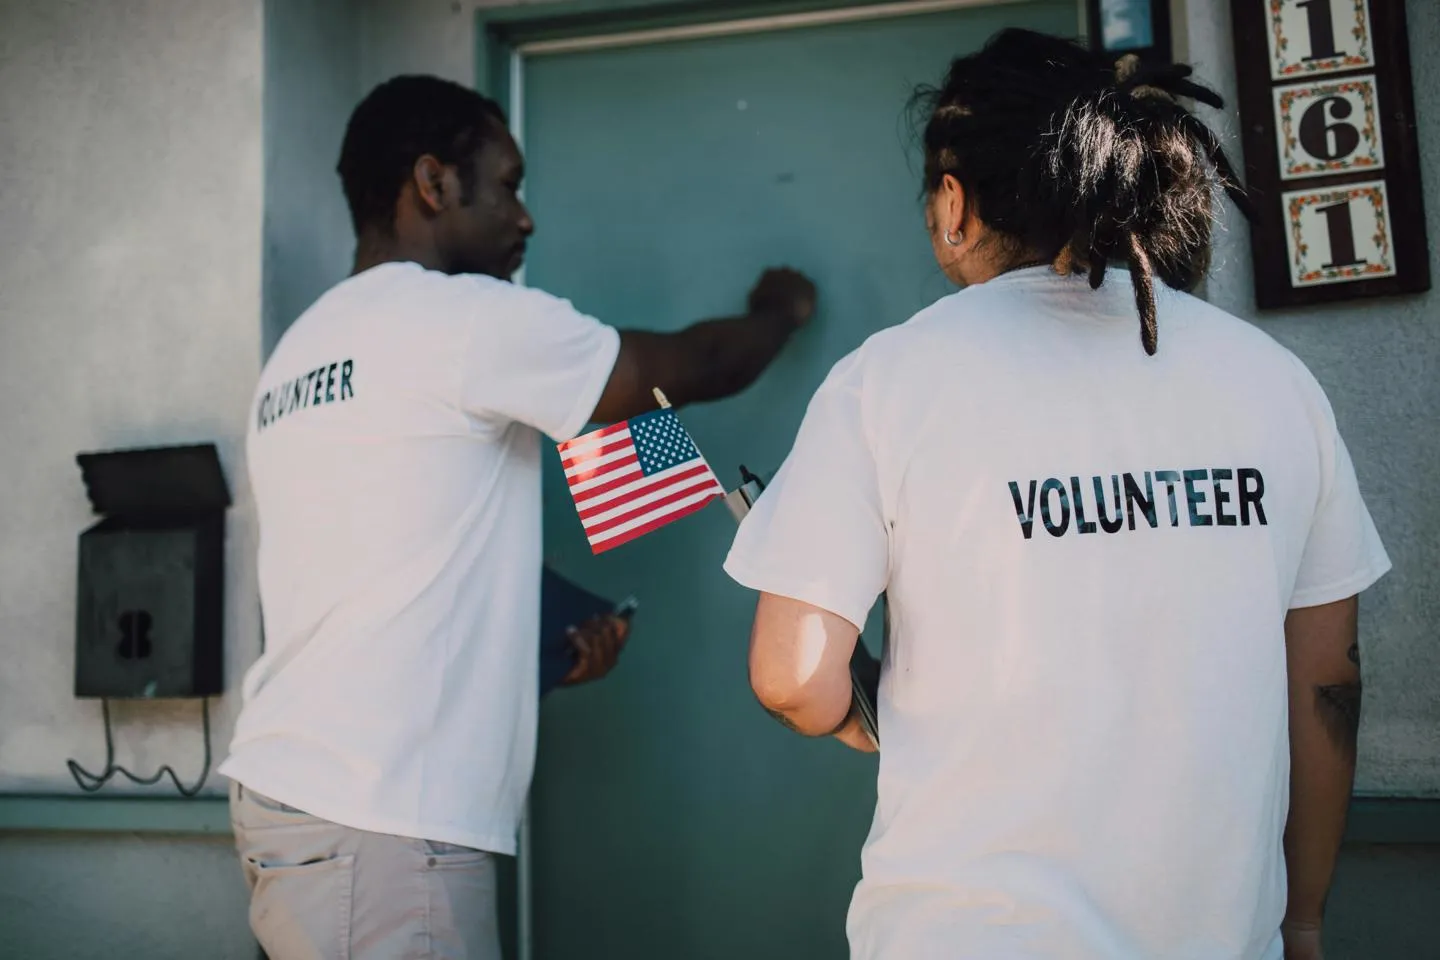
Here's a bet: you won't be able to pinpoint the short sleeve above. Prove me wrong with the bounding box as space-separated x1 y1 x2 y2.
1289 375 1391 609
723 350 889 630
460 283 621 443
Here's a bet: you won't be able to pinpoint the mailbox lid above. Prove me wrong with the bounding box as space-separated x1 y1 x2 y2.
77 443 230 516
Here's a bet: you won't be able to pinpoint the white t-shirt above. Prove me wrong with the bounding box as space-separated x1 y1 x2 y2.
724 266 1389 960
220 261 619 854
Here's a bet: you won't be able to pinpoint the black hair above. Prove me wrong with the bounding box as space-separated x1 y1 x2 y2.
915 29 1255 355
337 75 508 235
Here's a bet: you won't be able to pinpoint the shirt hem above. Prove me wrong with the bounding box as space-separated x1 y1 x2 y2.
723 554 870 631
1289 557 1392 610
219 763 517 857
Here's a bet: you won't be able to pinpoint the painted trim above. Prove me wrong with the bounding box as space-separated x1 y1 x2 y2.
476 0 1088 98
517 0 1030 56
0 794 1434 842
0 794 231 836
0 794 1434 840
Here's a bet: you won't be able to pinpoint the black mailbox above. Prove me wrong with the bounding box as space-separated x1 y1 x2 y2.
74 443 229 699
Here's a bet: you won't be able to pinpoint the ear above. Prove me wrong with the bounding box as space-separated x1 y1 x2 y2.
412 155 449 214
939 174 967 238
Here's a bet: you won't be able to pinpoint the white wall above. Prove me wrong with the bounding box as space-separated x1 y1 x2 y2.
0 0 263 797
0 0 311 955
1182 0 1440 795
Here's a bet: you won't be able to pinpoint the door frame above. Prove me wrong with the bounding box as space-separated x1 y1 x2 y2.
479 0 1090 130
476 2 1085 958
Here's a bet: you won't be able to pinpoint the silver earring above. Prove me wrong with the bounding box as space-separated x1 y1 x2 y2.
944 229 963 247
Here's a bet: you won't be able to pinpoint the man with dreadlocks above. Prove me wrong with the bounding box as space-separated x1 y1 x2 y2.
727 29 1387 960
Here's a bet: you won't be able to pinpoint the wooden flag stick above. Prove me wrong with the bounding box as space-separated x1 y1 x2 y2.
652 387 671 409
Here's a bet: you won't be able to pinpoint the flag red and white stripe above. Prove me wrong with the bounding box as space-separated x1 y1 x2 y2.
558 409 725 554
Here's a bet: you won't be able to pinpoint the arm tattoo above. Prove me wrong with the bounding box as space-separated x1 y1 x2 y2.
764 706 803 734
1315 680 1362 759
762 701 858 737
1313 642 1363 758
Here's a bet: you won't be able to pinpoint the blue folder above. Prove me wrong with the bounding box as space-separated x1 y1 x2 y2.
539 566 616 697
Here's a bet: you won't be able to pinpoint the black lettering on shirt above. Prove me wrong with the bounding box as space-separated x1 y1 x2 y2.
1154 470 1183 527
1238 468 1268 526
1212 468 1237 526
1070 476 1097 534
1040 478 1070 537
1009 480 1038 540
255 359 358 433
1124 472 1157 530
1183 469 1213 526
1008 467 1268 540
1095 475 1124 534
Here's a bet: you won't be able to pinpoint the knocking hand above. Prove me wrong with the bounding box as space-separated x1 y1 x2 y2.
749 267 817 328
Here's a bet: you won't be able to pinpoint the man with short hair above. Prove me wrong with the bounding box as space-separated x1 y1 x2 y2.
221 75 815 959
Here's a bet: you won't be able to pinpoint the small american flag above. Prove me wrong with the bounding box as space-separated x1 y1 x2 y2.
558 407 726 554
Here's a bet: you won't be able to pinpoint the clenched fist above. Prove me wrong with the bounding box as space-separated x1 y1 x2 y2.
748 267 817 328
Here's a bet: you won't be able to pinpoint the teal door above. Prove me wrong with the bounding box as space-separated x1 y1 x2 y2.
522 4 1077 957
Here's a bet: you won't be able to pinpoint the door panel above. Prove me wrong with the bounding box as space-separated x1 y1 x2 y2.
523 4 1077 957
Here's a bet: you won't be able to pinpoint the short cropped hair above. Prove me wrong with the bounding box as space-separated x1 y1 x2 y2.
337 75 508 234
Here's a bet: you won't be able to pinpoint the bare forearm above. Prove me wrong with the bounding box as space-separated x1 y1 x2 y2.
661 309 799 407
591 267 812 423
1284 639 1361 927
832 706 878 753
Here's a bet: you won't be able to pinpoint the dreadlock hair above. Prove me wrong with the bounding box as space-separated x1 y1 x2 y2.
915 29 1255 355
337 75 508 236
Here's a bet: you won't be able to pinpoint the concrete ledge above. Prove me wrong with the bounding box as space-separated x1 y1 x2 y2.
0 794 1435 842
0 794 231 836
1346 798 1440 844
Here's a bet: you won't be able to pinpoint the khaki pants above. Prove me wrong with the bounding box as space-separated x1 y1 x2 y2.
229 781 501 960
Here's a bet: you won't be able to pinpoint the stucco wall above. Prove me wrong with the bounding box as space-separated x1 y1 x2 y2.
1183 0 1440 795
0 0 262 797
0 0 343 955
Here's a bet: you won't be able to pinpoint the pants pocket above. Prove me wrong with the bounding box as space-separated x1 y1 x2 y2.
422 839 483 859
422 847 499 960
247 789 309 816
247 853 356 960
